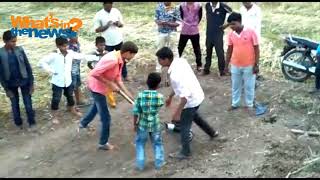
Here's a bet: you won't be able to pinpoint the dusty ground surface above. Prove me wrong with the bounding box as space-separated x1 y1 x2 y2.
0 65 319 178
0 2 320 178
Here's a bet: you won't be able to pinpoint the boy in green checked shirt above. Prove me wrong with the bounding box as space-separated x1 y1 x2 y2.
132 72 165 171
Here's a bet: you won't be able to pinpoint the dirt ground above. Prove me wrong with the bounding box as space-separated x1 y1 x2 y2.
1 2 320 178
0 64 319 178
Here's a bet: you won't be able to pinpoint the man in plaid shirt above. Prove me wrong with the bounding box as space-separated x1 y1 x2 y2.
132 72 165 171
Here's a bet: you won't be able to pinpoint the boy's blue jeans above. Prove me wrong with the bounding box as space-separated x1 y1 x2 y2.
135 127 164 170
231 65 256 108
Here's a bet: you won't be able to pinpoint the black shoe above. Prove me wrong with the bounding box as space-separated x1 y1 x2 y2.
210 131 219 140
220 72 230 76
27 124 37 132
16 124 23 130
220 72 226 76
196 66 202 72
256 75 264 81
169 152 191 160
15 125 23 133
97 143 114 150
202 70 210 76
228 106 239 111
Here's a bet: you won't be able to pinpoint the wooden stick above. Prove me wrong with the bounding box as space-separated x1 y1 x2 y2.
303 157 320 166
290 129 320 137
286 157 320 178
290 129 305 135
118 90 134 105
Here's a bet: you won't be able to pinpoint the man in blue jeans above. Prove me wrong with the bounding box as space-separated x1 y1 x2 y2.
78 41 138 150
224 12 259 113
156 47 218 160
132 72 165 170
0 30 36 130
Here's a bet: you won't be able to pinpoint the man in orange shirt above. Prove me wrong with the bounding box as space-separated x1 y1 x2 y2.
224 12 259 112
78 41 138 150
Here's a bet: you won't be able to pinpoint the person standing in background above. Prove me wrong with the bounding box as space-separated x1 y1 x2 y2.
38 37 84 125
94 2 130 82
68 35 85 107
0 30 36 131
203 2 232 76
155 2 180 86
178 2 203 73
240 2 262 81
240 2 262 43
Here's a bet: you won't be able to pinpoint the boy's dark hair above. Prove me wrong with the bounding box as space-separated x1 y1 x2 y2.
55 36 68 46
3 30 16 42
155 47 174 61
95 36 106 45
68 27 78 38
147 72 161 89
227 12 242 23
120 41 138 54
103 2 113 4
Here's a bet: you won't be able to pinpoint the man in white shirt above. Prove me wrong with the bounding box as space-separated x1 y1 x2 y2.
156 47 218 160
39 37 88 124
94 2 130 81
240 2 262 43
240 2 262 81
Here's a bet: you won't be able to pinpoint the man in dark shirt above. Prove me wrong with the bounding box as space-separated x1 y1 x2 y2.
0 30 36 130
203 2 232 76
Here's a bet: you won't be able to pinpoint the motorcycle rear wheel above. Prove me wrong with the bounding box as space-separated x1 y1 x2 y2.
281 50 313 82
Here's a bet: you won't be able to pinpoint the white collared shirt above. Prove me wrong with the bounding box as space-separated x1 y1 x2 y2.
88 49 108 61
168 58 204 109
38 49 88 87
210 2 220 12
94 8 124 46
240 3 262 42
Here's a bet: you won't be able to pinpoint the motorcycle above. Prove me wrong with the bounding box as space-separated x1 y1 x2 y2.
280 34 319 82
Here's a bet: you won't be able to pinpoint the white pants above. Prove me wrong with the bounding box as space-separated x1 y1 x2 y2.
156 32 178 72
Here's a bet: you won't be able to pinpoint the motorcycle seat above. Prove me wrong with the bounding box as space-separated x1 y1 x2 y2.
291 36 319 50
